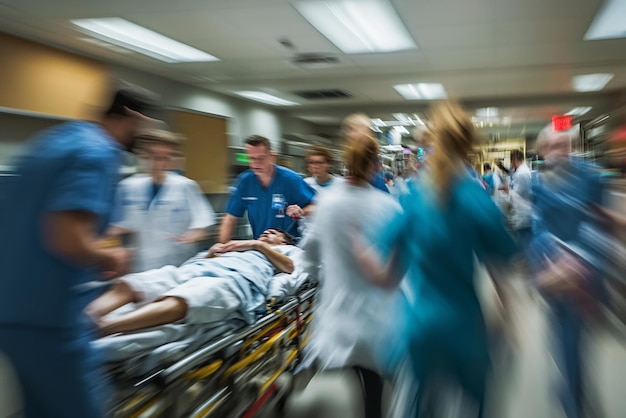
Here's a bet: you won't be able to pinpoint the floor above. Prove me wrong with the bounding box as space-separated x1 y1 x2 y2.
285 271 626 418
1 272 625 418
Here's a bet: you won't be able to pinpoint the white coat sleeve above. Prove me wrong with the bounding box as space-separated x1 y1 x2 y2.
185 180 216 229
109 180 136 231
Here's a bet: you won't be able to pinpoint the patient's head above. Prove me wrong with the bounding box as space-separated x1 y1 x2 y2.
259 229 295 245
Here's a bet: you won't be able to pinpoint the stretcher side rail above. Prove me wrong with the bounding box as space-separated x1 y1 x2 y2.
109 287 316 418
161 288 315 385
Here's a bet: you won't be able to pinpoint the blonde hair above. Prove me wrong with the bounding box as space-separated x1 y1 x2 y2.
341 113 371 134
343 134 379 183
427 101 479 202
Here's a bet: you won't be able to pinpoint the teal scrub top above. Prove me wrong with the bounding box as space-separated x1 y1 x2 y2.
383 174 517 362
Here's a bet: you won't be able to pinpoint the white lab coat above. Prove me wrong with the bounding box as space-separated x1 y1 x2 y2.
112 172 216 272
300 181 402 371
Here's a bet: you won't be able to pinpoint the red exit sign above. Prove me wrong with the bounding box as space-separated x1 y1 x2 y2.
552 115 573 131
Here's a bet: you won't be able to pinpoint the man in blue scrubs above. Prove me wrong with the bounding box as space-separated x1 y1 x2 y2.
219 135 315 242
0 85 159 418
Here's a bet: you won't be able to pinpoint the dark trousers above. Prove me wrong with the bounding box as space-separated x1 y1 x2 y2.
354 366 383 418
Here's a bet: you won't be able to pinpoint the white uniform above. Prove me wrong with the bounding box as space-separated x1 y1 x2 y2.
300 181 402 371
304 175 344 197
112 172 216 272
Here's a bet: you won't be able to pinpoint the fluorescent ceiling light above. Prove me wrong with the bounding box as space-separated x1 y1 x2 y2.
572 74 613 92
235 91 299 106
393 126 410 135
292 0 416 54
565 106 592 116
394 83 447 100
412 113 426 125
475 107 498 118
71 18 219 63
584 0 626 40
371 118 386 127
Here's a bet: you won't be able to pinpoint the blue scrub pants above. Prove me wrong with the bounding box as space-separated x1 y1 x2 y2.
549 300 584 418
0 325 107 418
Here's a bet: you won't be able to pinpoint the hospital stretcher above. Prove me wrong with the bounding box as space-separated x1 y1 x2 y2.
107 285 316 418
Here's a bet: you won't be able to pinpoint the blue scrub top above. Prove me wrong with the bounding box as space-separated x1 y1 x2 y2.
371 172 389 193
0 121 121 329
226 165 314 239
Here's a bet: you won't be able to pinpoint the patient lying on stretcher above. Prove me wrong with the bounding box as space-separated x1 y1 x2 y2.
87 229 300 336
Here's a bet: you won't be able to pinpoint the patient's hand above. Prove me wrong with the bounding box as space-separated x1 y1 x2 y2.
206 243 226 258
220 240 259 253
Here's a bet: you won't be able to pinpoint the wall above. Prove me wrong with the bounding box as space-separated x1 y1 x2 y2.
109 66 315 149
0 35 318 165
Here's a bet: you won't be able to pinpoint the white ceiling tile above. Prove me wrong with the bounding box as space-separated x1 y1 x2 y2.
416 24 496 50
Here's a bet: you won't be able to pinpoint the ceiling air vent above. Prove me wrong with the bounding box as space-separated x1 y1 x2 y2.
293 89 352 100
290 52 339 69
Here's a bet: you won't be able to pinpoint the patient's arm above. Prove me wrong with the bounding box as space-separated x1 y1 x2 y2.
219 240 294 274
99 296 187 336
86 281 138 320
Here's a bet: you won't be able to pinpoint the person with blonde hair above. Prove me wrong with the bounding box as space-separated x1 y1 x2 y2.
359 101 517 417
341 113 389 193
300 134 401 418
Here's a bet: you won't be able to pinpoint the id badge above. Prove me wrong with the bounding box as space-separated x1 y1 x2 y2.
272 194 286 218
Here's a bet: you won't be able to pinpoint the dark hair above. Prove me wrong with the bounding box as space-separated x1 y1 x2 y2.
245 135 272 151
483 162 491 171
104 83 160 117
272 228 295 245
136 129 184 154
510 149 524 162
307 146 333 164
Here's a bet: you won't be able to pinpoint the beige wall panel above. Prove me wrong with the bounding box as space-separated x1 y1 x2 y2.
0 33 109 119
171 110 228 193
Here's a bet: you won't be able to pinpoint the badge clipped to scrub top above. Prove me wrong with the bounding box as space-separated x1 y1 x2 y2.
272 193 286 218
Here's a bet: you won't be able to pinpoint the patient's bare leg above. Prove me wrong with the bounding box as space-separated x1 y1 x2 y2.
99 296 188 336
87 281 137 319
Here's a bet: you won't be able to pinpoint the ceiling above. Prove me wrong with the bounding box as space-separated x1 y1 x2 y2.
1 0 625 139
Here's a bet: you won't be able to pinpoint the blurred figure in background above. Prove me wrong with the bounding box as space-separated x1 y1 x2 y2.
341 113 389 193
219 135 314 243
501 149 533 255
304 145 343 194
529 125 606 418
108 129 216 272
0 85 159 418
359 101 517 418
300 134 402 418
482 163 495 196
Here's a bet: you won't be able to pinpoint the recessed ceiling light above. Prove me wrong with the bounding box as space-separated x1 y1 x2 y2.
393 83 447 100
584 0 626 40
565 106 592 116
572 74 613 92
475 107 498 118
235 91 299 106
292 0 417 54
71 18 219 63
371 118 386 127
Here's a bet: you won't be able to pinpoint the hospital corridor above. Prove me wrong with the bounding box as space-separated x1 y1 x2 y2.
1 0 626 417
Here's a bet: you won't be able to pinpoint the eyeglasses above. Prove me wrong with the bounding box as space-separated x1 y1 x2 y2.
307 160 327 165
